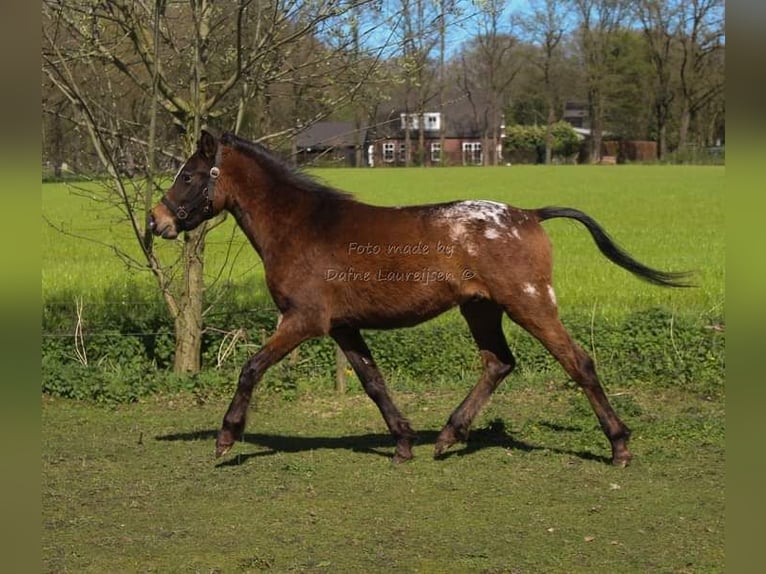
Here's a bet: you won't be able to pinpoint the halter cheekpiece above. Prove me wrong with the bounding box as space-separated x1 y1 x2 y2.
161 165 220 222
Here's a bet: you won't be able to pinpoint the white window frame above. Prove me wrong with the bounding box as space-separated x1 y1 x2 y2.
400 112 442 131
462 142 483 165
382 142 396 163
430 141 442 163
424 113 441 131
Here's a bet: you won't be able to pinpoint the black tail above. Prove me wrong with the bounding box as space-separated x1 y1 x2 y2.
536 207 693 288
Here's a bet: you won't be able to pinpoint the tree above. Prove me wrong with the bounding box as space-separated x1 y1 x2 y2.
636 0 681 159
603 28 654 141
436 0 460 166
635 0 723 157
571 0 631 162
676 0 724 150
504 121 579 163
42 0 382 373
399 0 439 166
516 0 572 164
460 0 520 166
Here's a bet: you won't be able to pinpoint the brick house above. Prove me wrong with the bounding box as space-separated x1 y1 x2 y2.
293 100 505 167
368 109 500 167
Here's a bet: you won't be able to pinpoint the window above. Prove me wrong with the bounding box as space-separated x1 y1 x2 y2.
430 142 442 163
399 112 442 131
382 142 408 164
424 113 441 131
383 142 396 163
462 142 482 165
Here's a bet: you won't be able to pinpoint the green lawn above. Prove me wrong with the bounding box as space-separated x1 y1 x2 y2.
43 165 723 325
42 385 724 573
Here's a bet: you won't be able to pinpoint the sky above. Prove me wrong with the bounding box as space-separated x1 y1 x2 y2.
353 0 531 59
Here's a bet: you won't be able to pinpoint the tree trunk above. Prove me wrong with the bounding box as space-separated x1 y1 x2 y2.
173 225 206 373
438 1 446 167
404 115 412 167
678 106 691 151
352 9 364 169
591 89 603 163
418 111 426 166
545 103 555 165
657 113 667 161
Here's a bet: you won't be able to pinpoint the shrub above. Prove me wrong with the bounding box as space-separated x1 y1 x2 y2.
504 122 580 164
42 296 724 403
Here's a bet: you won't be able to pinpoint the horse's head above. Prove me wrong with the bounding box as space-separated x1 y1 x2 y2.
149 130 223 239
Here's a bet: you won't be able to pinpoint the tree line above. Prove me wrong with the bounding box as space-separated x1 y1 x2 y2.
42 0 724 374
43 0 724 174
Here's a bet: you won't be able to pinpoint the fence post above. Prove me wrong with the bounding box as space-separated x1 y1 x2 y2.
335 345 347 394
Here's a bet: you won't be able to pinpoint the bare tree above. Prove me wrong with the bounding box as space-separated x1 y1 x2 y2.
517 0 572 164
436 0 454 166
42 0 221 372
460 0 519 166
43 0 383 373
635 0 682 160
677 0 724 150
397 0 440 166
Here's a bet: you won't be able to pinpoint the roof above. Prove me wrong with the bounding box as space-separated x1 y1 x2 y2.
295 122 367 149
571 127 611 140
369 98 484 140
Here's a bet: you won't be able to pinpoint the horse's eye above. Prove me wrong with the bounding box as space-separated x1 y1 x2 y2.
182 173 192 184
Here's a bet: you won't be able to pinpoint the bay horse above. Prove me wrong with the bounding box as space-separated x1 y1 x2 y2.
150 130 690 467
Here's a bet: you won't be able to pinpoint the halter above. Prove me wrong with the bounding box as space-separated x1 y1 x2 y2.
161 164 221 222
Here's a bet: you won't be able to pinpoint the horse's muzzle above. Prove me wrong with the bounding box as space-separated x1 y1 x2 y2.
148 206 179 239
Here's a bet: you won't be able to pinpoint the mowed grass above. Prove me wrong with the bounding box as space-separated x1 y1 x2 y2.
42 386 724 573
42 165 724 322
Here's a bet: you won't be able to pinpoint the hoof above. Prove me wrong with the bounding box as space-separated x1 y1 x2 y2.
392 451 413 464
215 443 232 458
612 453 632 467
215 428 237 458
610 436 632 467
392 437 414 464
434 436 458 459
434 425 464 459
433 441 452 459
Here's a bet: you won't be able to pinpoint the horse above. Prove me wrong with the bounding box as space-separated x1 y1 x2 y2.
150 130 690 467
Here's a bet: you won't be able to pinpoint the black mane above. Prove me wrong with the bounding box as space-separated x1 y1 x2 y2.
220 132 353 202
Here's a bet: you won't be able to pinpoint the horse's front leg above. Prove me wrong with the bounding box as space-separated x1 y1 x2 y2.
216 314 318 457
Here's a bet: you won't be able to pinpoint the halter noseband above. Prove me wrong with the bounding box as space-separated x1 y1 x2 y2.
162 165 220 222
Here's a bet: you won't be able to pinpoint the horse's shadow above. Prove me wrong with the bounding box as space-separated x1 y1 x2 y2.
155 420 610 467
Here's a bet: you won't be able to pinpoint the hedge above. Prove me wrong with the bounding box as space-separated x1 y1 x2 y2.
42 290 724 404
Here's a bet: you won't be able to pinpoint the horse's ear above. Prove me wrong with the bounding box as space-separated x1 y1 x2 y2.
198 130 218 160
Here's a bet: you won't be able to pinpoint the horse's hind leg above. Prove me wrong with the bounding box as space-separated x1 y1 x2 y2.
504 297 632 466
434 299 516 458
331 327 416 463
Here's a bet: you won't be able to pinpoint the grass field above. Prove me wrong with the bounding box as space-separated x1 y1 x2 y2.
42 386 724 573
42 165 724 321
42 165 724 572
